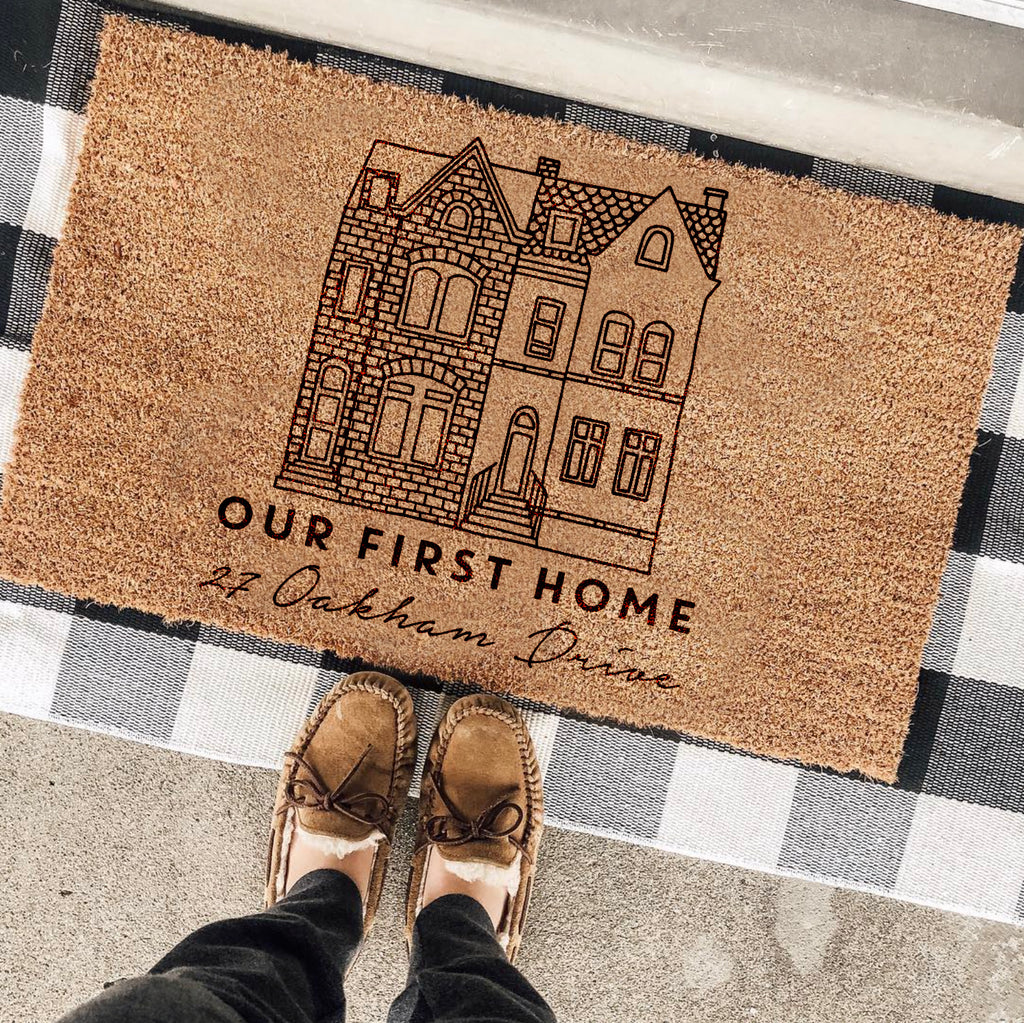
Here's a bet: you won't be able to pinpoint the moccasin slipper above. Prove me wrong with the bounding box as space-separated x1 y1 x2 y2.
406 693 544 962
266 670 417 935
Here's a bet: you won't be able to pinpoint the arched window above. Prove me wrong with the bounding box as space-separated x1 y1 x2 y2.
633 322 673 386
591 312 634 379
401 262 479 338
371 371 459 467
404 267 440 328
303 361 348 464
636 226 673 271
441 202 472 234
320 364 347 391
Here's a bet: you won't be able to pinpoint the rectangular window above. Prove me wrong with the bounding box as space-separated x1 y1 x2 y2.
613 429 661 501
364 173 393 209
336 263 369 316
373 397 409 457
592 314 633 378
561 416 608 487
525 298 565 360
412 405 448 466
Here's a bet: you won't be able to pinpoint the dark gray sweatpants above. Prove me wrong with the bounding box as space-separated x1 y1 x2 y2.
57 869 555 1023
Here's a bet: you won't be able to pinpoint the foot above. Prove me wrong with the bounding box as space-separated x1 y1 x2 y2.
421 846 507 928
265 671 417 935
407 694 544 962
284 825 378 902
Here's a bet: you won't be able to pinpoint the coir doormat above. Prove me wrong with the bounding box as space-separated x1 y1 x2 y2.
0 18 1019 780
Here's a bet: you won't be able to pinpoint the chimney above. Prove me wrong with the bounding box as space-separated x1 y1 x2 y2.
703 187 727 211
536 156 561 181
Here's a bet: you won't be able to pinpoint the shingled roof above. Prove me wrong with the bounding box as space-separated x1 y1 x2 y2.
362 138 727 280
676 202 728 280
521 178 726 280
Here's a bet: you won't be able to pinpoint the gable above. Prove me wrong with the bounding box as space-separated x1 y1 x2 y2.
394 138 530 243
597 187 727 281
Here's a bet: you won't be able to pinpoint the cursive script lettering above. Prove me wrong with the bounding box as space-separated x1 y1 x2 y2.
272 566 494 648
513 621 676 688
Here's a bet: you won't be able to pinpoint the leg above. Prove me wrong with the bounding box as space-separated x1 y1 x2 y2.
396 694 555 1023
388 893 555 1023
58 868 361 1023
58 671 418 1023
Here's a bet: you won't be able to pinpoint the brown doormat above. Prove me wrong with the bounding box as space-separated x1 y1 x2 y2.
1 18 1019 780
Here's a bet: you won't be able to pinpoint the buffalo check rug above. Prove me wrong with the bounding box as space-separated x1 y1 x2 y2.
2 0 1024 925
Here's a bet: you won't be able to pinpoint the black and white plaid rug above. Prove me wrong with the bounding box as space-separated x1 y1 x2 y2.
2 0 1023 925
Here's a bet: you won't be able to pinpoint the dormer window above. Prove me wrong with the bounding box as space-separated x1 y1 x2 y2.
636 226 673 271
441 201 472 235
546 212 581 250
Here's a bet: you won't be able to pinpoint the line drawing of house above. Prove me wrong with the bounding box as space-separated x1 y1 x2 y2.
275 137 727 573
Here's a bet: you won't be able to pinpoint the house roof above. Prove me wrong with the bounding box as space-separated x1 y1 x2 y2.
365 140 539 235
677 203 728 280
364 142 449 205
394 139 531 243
362 138 726 279
521 180 726 280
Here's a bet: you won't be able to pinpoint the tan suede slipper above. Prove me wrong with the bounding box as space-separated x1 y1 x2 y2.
406 693 544 963
265 671 417 935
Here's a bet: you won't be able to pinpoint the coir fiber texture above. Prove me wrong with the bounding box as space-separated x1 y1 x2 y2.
0 18 1019 779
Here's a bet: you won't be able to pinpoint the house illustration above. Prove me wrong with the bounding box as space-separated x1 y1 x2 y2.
275 138 727 573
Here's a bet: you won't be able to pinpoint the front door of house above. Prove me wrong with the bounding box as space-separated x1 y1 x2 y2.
498 408 538 496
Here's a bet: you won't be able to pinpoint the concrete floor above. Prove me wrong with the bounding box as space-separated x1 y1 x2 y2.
3 712 1023 1022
